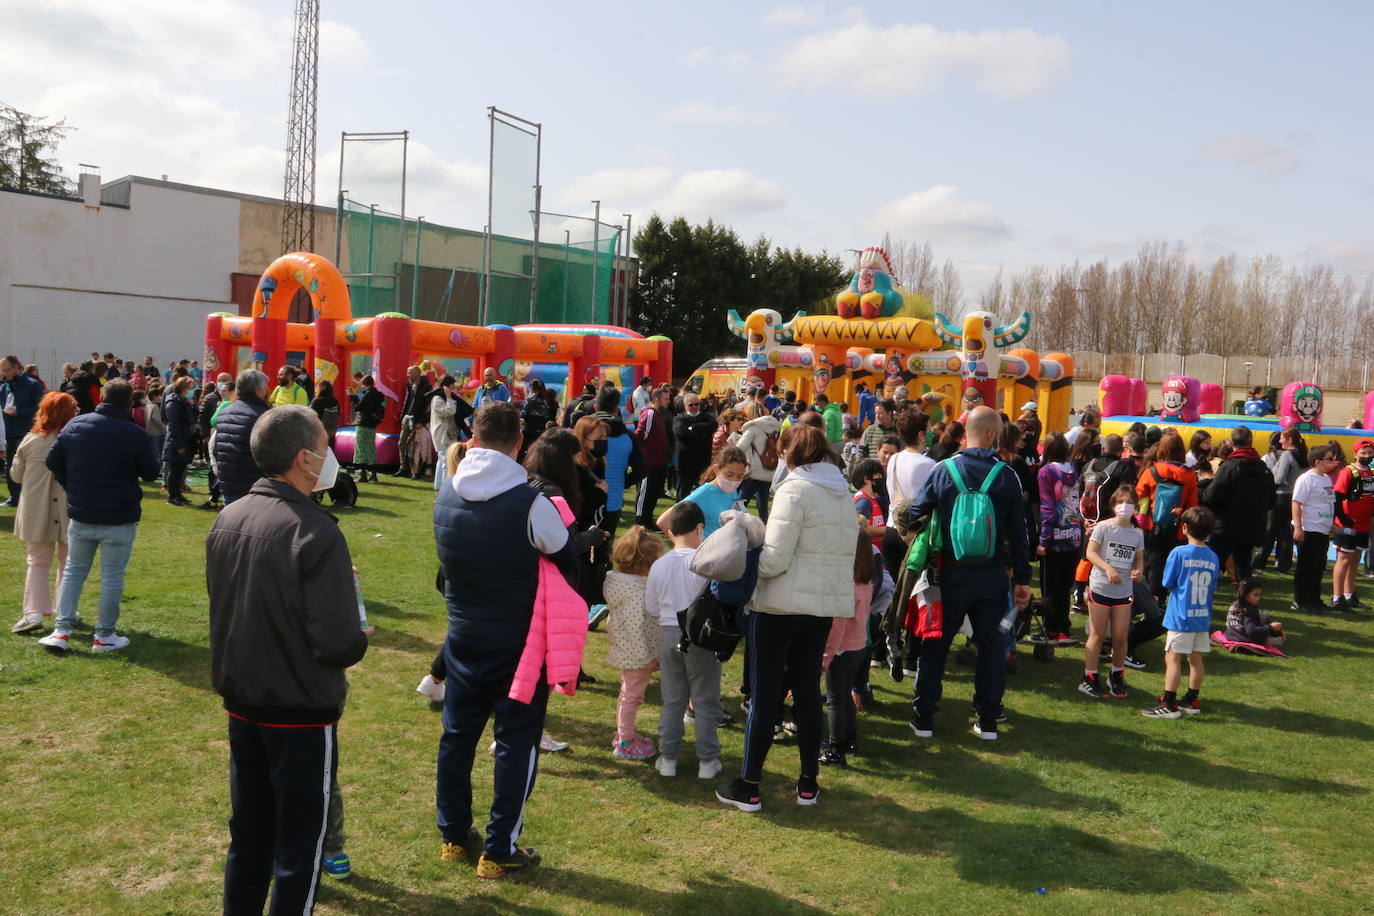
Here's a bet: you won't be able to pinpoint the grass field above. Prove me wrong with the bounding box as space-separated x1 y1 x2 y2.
2 472 1372 915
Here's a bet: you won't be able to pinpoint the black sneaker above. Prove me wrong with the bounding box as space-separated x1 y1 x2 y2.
1123 655 1147 670
716 777 762 812
1108 670 1128 699
796 775 820 806
890 658 904 683
1331 596 1349 613
476 846 541 879
818 746 847 767
1349 595 1365 609
1141 700 1181 719
910 716 934 739
1078 672 1106 698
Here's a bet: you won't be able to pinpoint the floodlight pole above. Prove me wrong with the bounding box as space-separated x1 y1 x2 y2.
412 216 424 316
334 130 345 265
531 118 542 325
398 129 409 313
591 200 601 323
621 213 633 329
563 229 571 324
483 107 496 326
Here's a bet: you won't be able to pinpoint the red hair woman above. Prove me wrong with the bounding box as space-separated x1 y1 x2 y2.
10 391 78 634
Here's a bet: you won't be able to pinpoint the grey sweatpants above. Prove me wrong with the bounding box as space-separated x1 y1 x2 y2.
657 626 722 762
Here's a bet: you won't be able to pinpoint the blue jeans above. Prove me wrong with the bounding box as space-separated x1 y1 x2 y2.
55 520 137 637
738 478 770 522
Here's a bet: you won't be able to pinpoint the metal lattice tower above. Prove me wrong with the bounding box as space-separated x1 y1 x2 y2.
281 0 320 253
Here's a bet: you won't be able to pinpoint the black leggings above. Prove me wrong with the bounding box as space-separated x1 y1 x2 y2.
1145 537 1179 604
741 613 829 783
825 649 865 747
1039 550 1077 633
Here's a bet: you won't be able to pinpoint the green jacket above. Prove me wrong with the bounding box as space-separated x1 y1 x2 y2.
823 402 843 444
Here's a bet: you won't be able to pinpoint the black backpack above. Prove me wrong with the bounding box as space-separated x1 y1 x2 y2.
677 589 743 662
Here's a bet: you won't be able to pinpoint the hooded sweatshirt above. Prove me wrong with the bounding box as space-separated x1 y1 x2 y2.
1203 446 1275 537
737 415 782 482
1038 461 1083 552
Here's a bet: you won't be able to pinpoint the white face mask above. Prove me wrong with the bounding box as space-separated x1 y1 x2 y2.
716 476 742 494
1114 502 1134 521
306 448 339 492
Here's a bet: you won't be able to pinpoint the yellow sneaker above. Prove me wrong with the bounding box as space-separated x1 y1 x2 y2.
440 828 481 863
476 847 541 879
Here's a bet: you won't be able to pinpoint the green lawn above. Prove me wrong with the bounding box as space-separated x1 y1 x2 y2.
1 473 1372 914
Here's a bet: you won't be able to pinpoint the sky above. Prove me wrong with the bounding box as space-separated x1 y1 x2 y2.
4 0 1372 294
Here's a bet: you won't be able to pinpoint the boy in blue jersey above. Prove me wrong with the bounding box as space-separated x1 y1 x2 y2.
1143 506 1219 719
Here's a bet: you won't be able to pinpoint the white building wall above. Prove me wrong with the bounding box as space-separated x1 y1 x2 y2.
0 181 239 377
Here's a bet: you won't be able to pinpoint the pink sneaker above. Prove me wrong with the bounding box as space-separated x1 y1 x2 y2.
612 734 656 760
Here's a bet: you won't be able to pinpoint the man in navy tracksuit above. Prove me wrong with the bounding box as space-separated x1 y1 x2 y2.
906 406 1032 741
434 401 577 878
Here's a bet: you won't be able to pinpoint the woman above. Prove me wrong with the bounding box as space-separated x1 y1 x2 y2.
162 376 198 506
1037 433 1082 646
353 375 385 483
310 382 341 450
1068 428 1101 471
520 379 555 444
712 409 746 466
927 420 964 461
716 425 857 812
429 376 463 492
144 382 166 465
10 392 77 634
130 365 147 392
1136 429 1199 603
573 415 613 606
1185 430 1213 471
1260 427 1306 573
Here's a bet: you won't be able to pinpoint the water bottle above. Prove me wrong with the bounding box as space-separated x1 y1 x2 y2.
353 566 368 629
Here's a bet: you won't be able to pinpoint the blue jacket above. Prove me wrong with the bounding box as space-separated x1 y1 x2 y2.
214 393 270 502
907 447 1033 586
600 415 643 513
1 372 42 440
163 391 197 460
46 403 159 525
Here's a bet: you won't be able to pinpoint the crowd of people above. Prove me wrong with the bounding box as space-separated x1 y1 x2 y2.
5 352 1368 907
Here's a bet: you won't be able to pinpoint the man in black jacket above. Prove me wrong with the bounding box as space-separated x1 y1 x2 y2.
1204 425 1275 580
395 365 433 478
207 405 369 914
214 369 271 504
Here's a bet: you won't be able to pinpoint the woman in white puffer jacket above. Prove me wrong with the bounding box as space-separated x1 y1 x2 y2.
716 424 859 813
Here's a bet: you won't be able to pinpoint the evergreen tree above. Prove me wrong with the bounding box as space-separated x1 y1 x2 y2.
0 104 73 195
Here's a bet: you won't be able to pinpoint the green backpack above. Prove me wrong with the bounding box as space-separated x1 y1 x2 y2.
942 458 1005 563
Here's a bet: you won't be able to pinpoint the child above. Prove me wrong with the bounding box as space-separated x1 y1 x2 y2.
819 531 875 768
1080 486 1145 699
646 501 721 779
604 526 663 760
1224 579 1285 647
660 445 748 539
841 427 864 475
850 458 886 548
1143 506 1220 719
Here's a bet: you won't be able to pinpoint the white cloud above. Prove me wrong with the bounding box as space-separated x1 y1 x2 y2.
662 103 783 128
774 22 1071 98
555 168 676 210
681 45 757 74
763 3 827 28
865 185 1010 244
685 45 715 66
554 166 786 229
1192 134 1301 176
1300 238 1374 272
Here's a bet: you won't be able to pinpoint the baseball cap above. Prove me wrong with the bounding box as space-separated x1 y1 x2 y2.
1021 401 1037 411
1356 438 1373 450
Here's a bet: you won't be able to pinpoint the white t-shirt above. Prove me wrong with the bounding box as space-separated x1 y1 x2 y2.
1087 520 1144 600
644 547 707 626
1065 425 1088 447
888 449 937 504
1292 469 1335 534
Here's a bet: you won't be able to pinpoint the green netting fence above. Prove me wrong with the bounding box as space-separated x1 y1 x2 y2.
340 199 619 327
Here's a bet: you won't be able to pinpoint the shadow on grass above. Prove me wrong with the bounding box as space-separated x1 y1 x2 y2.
339 504 399 518
1289 618 1374 659
316 873 464 913
531 867 832 915
1011 712 1365 797
832 803 1241 894
369 626 441 656
1207 698 1374 741
0 513 13 535
46 630 216 692
365 599 430 622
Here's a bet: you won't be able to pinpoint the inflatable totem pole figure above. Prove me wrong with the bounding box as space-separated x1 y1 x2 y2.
931 309 1032 409
836 247 904 319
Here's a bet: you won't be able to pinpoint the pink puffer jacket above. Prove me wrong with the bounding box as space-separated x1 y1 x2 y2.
508 497 590 704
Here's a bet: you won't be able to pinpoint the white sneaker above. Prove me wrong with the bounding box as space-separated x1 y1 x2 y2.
539 733 569 753
91 633 130 652
38 629 72 651
697 758 722 780
11 612 44 634
416 675 445 702
972 722 998 741
655 756 677 777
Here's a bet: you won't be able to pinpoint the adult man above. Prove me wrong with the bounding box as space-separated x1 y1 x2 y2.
561 382 598 428
906 406 1031 741
63 361 101 414
471 367 510 408
397 365 434 479
1 354 43 507
631 376 654 413
764 384 782 413
814 393 842 447
1330 438 1374 611
207 405 369 913
635 385 673 526
269 366 309 408
214 369 272 504
37 379 159 652
1203 426 1275 581
1065 409 1099 447
862 398 897 459
434 402 576 878
672 392 715 501
190 360 203 384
